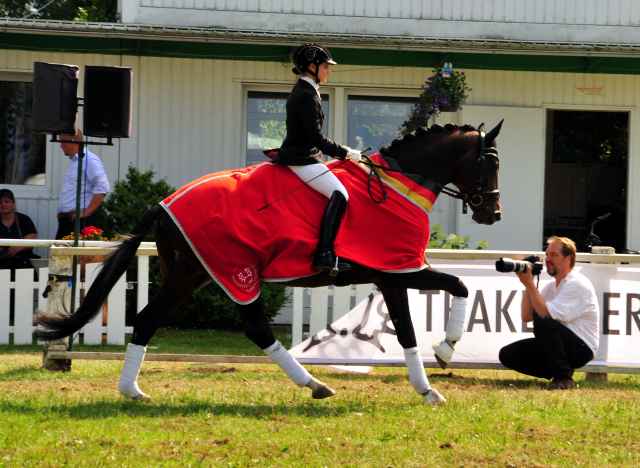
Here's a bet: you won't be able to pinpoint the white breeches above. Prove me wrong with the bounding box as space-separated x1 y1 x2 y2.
289 163 349 201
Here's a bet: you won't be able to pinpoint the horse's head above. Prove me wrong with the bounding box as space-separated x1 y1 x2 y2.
378 120 503 225
451 121 503 225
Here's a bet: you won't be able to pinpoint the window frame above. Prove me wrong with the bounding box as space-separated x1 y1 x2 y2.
241 83 337 167
0 70 54 198
241 83 419 167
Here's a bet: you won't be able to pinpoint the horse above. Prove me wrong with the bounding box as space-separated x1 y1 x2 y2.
35 121 503 405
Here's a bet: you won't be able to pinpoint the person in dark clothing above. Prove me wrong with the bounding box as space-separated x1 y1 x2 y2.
271 43 362 275
0 188 38 271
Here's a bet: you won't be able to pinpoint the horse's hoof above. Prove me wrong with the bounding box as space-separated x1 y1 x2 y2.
432 340 454 369
306 377 336 399
312 385 336 399
131 392 153 402
424 388 446 405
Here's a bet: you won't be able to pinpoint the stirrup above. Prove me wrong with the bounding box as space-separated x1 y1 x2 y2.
312 250 351 274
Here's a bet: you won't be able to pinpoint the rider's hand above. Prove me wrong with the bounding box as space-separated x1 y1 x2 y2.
345 147 362 162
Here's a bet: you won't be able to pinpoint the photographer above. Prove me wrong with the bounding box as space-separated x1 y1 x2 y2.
498 237 599 390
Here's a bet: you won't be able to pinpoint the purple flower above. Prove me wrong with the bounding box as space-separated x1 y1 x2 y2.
457 86 461 90
461 72 465 75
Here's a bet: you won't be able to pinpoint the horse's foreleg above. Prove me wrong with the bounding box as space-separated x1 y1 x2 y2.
237 298 335 399
377 286 445 405
377 269 469 370
432 296 468 369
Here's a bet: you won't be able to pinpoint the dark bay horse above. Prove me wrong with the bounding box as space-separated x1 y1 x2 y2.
35 121 503 405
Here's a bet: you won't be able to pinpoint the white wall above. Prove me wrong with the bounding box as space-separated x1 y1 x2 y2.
123 0 640 45
2 48 639 251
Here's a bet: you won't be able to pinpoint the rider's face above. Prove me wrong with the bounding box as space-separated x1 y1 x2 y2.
316 62 331 84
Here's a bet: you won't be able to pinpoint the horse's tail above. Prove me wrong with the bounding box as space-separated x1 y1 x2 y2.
34 204 165 341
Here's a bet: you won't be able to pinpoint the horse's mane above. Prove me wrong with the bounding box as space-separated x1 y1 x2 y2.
379 123 477 156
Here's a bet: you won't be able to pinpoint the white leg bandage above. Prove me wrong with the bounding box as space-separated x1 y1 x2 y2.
446 296 467 342
264 341 312 388
118 343 146 398
432 296 468 368
404 347 431 395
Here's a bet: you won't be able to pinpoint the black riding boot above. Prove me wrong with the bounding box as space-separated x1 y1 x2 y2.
312 191 351 276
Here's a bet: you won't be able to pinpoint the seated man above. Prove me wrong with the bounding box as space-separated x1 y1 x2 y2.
499 236 599 390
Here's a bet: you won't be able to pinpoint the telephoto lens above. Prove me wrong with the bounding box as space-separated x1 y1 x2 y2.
495 258 532 273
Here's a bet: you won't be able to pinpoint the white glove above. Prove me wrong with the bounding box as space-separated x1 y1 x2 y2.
345 147 362 162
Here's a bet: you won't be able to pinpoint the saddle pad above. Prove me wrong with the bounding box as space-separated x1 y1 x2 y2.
162 156 433 304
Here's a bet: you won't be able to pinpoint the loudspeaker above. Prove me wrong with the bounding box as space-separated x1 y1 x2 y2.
83 66 133 138
32 62 79 135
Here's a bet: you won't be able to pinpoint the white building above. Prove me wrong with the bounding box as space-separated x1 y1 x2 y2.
1 0 639 254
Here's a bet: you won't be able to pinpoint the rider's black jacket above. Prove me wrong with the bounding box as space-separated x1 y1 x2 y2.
272 79 348 166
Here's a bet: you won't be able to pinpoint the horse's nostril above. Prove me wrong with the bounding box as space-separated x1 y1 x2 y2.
495 212 502 221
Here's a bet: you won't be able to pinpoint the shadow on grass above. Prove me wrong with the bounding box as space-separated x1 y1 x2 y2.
0 366 50 379
0 399 383 420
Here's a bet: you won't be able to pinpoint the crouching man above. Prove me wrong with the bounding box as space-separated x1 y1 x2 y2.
499 237 599 390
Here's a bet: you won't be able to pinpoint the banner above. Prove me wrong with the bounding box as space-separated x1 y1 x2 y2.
290 260 640 367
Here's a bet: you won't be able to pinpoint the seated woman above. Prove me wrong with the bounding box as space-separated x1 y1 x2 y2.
0 188 38 271
272 43 362 275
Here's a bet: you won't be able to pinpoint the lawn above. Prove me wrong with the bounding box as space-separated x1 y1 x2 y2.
1 328 639 467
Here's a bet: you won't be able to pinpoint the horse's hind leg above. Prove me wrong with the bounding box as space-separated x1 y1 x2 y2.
119 217 211 401
237 298 335 399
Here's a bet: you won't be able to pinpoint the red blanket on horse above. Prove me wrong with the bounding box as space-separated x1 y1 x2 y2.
162 154 438 303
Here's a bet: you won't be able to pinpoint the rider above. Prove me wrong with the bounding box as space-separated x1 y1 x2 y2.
271 43 362 274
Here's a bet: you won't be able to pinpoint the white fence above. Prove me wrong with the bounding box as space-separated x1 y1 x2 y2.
2 239 640 346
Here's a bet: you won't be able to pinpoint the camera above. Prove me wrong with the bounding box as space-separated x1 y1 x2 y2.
495 255 543 276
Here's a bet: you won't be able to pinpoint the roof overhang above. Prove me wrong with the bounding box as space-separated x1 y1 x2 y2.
3 17 640 57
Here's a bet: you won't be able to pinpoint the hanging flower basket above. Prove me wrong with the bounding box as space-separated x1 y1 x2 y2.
401 66 471 134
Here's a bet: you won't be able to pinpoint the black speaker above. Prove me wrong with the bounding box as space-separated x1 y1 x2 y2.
32 62 79 135
83 66 133 138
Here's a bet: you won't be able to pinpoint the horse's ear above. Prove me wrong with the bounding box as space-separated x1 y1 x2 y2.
478 122 485 132
485 119 504 144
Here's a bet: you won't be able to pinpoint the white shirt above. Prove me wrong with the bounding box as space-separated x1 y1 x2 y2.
58 148 111 213
540 270 599 357
300 76 321 97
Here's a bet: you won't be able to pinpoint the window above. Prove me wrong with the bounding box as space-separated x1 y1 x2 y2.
347 96 415 152
246 91 329 166
0 80 46 185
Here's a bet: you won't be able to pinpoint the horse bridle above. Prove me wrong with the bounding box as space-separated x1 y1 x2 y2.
362 130 500 213
439 130 500 214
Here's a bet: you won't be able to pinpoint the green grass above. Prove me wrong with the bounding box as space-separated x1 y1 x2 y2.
1 329 639 467
0 326 292 355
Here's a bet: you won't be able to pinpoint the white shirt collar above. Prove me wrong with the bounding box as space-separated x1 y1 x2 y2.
300 76 320 96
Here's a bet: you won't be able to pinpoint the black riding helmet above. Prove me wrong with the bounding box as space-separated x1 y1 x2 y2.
292 43 337 84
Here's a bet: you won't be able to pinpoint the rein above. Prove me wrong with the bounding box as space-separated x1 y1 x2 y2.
361 130 500 214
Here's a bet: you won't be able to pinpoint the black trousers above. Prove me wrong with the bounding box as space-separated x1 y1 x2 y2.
55 214 98 240
499 315 594 380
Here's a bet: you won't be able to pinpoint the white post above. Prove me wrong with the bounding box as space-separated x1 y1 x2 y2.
0 270 9 344
309 288 329 337
14 269 37 345
291 288 304 347
137 255 150 312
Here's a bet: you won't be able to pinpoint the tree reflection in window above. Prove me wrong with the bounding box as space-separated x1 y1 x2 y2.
0 81 46 185
347 96 416 153
246 91 329 166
